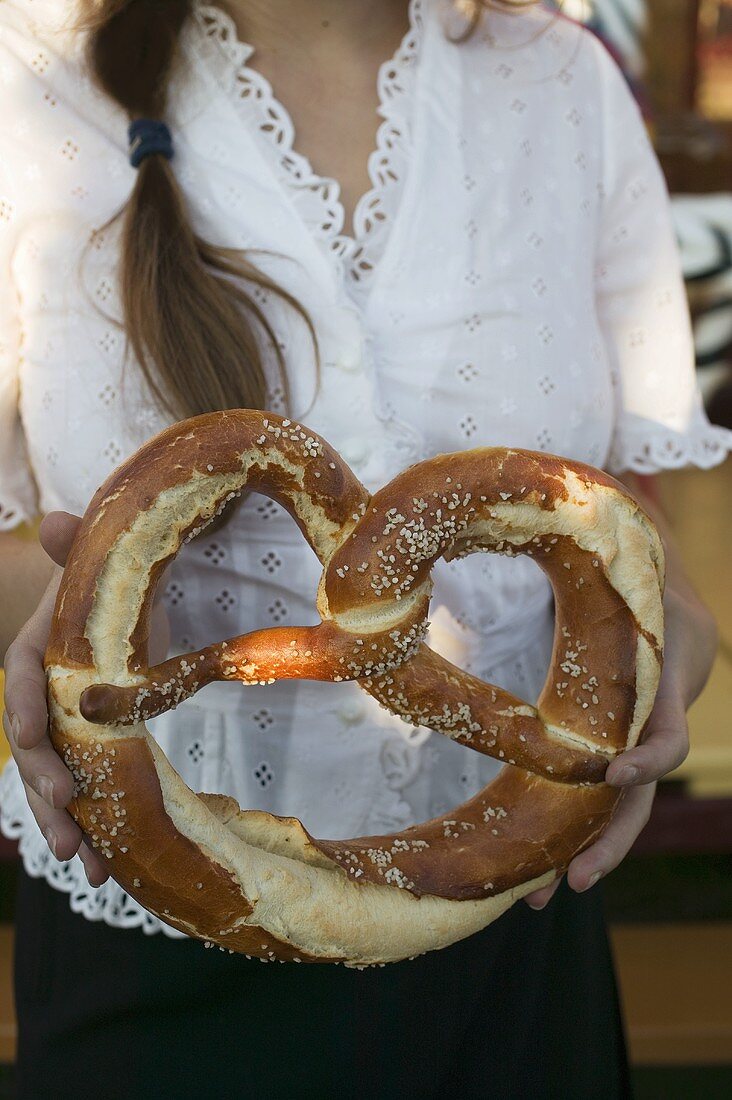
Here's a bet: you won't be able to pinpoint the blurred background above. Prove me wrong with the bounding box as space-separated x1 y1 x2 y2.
1 1 731 1097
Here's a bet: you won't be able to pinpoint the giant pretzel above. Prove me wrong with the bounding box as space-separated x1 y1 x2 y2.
46 410 664 966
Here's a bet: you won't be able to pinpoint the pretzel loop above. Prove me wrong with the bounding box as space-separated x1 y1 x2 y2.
46 411 664 966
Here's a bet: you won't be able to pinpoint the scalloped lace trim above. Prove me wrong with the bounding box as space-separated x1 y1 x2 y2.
191 0 424 291
0 747 426 934
0 759 187 937
608 419 732 474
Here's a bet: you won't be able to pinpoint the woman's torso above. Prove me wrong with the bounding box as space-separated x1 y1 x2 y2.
4 0 616 847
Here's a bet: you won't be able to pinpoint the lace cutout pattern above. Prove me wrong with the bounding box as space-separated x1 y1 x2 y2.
0 760 187 938
608 419 732 474
191 0 424 291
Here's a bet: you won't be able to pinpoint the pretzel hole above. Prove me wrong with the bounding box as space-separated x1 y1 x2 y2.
387 553 555 797
426 553 554 692
151 499 324 668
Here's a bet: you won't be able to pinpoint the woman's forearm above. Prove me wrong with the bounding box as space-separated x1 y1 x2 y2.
618 472 718 706
0 530 56 663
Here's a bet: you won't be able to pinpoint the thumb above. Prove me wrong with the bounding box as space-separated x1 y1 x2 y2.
39 511 82 568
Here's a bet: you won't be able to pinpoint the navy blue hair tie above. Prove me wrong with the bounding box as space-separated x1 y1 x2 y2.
128 118 174 169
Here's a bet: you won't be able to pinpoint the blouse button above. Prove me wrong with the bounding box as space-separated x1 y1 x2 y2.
340 437 369 467
332 307 364 371
338 702 366 725
334 344 363 372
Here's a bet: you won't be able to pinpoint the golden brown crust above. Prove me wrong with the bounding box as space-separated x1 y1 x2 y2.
45 412 369 672
55 730 334 963
78 604 431 727
313 767 622 900
45 411 664 965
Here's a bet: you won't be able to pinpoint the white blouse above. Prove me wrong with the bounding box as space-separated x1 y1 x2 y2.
1 0 730 936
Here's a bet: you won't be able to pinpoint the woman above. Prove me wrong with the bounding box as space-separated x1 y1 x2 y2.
0 0 726 1096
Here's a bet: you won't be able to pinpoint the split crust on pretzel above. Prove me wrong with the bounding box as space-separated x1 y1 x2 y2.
45 410 664 966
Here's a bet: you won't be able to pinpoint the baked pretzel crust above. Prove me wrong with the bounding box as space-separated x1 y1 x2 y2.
45 411 664 966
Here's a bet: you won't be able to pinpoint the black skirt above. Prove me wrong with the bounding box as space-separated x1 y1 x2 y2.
13 865 633 1100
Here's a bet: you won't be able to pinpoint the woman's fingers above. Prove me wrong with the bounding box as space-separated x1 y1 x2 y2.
2 709 74 808
22 781 110 886
3 511 81 751
3 551 79 857
22 778 83 862
525 784 657 906
524 685 675 907
605 687 689 788
524 874 563 910
566 782 656 893
3 509 108 886
3 572 61 752
523 789 655 907
3 577 62 751
78 841 111 887
38 510 82 568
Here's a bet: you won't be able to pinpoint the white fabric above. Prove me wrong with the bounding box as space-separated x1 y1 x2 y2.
1 0 730 936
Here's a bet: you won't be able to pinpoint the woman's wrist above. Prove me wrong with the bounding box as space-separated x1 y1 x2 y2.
618 474 719 711
662 585 719 711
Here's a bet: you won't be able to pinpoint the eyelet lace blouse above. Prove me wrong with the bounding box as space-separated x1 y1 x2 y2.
1 0 730 937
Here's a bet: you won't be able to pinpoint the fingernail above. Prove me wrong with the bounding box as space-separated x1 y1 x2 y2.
580 870 603 892
45 826 58 857
612 765 639 786
527 900 548 911
10 712 21 742
79 846 104 888
37 775 54 805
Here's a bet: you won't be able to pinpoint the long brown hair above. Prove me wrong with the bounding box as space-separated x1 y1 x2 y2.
66 0 547 431
67 0 320 432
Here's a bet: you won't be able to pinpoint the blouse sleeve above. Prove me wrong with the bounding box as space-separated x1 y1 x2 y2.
0 55 40 529
0 234 38 531
590 33 732 475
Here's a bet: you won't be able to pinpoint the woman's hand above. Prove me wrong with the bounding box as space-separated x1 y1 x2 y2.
2 511 170 887
524 584 718 910
1 512 108 885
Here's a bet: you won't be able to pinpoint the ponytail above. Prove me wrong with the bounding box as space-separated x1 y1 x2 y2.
70 0 320 431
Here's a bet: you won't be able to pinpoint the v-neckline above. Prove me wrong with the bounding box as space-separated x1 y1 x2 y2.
190 0 425 297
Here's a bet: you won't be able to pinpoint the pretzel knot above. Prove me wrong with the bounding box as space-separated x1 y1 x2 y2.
46 411 664 966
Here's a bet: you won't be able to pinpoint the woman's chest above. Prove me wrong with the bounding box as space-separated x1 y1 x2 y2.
352 101 615 473
13 12 615 511
15 175 614 521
